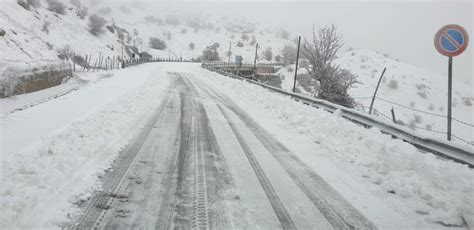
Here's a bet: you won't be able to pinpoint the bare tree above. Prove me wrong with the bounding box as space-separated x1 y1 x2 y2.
302 25 358 107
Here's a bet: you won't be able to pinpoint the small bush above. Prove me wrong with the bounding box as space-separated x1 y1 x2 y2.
417 91 427 99
140 52 152 59
425 124 433 131
287 66 294 73
200 42 220 61
47 0 66 15
409 101 416 108
42 21 51 34
462 97 473 107
414 114 422 123
236 41 244 47
189 42 195 50
428 104 435 111
0 29 6 37
18 0 41 10
388 79 398 89
149 37 166 50
88 15 106 36
241 33 249 41
73 55 86 66
181 28 187 34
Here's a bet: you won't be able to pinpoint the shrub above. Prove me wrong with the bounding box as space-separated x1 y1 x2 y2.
189 42 195 50
47 0 66 15
236 41 244 47
149 37 166 50
88 15 106 36
77 6 88 19
73 55 87 66
428 104 435 111
18 0 40 10
409 101 416 108
42 21 51 34
462 97 473 107
287 66 294 73
140 52 152 59
181 28 187 34
241 33 249 41
275 55 282 62
0 29 5 37
165 15 180 26
302 25 358 107
414 114 422 123
388 79 398 89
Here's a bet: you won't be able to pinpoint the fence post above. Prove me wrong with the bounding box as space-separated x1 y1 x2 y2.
369 67 387 115
391 107 397 124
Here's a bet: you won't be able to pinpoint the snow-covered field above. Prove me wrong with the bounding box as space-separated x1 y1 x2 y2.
0 63 171 228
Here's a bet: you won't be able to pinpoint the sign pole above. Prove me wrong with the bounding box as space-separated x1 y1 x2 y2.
447 56 453 140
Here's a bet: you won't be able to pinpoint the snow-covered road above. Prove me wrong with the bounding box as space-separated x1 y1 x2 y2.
2 63 472 229
72 71 375 229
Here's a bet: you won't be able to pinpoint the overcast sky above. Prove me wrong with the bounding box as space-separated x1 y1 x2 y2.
116 0 473 83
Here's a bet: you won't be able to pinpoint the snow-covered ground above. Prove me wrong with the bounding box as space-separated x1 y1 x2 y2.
0 63 171 228
278 49 474 147
195 64 474 229
1 62 473 229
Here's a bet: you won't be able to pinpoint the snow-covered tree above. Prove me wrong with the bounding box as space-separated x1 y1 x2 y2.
263 47 272 61
302 25 358 107
200 43 220 61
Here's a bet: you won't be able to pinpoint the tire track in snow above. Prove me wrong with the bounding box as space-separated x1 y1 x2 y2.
72 84 173 229
191 75 377 230
216 104 297 230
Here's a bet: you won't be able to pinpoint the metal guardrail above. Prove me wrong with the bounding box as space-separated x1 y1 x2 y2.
123 58 199 68
202 63 474 167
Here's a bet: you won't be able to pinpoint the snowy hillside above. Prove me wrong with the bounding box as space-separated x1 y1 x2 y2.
279 49 473 146
0 0 293 76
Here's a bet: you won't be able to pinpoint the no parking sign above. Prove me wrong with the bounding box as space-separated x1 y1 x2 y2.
434 24 469 57
434 24 469 141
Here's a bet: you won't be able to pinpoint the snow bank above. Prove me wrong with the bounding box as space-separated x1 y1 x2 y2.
0 64 170 229
196 66 474 228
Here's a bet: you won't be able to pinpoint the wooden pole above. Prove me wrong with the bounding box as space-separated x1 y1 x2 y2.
228 41 232 64
369 67 387 115
293 36 301 93
391 107 397 124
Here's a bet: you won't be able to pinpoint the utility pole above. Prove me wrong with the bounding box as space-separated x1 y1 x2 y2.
293 36 301 93
254 43 259 73
369 67 387 115
228 41 232 64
